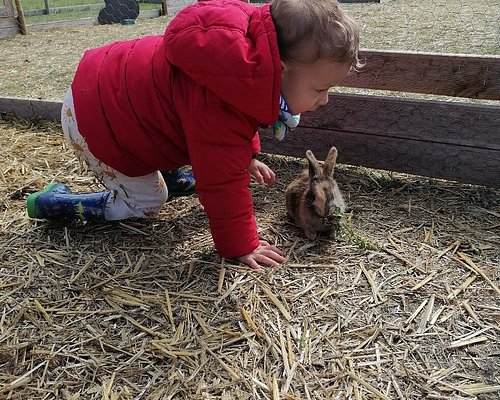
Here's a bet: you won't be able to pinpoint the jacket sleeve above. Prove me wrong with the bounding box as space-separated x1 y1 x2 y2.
251 131 261 157
182 104 261 260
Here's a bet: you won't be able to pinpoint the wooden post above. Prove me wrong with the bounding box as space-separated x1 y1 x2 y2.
44 0 50 15
14 0 28 35
161 0 168 16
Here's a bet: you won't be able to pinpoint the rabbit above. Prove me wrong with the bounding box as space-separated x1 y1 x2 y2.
285 146 346 239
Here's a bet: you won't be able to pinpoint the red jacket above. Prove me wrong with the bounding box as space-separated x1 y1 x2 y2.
71 0 281 259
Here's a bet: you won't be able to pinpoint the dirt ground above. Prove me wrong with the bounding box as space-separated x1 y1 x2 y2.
1 1 499 399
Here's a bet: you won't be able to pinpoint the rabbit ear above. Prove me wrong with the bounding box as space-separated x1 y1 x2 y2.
306 149 321 179
323 146 338 177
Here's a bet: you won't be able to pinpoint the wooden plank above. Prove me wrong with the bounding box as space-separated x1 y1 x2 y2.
13 0 27 35
0 21 19 38
0 25 19 38
343 50 500 100
0 16 17 28
300 93 499 150
0 96 62 121
260 127 500 188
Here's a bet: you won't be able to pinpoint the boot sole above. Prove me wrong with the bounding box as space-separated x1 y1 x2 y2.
27 183 63 218
167 187 196 201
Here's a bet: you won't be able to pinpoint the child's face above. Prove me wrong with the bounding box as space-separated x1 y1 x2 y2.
280 60 351 115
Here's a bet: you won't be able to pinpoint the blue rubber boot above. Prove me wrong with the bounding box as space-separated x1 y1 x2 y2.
27 183 110 221
161 168 196 200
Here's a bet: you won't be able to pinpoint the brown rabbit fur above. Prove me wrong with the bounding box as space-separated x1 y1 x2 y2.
285 147 346 239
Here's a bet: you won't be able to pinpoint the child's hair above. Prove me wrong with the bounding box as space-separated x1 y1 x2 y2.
271 0 362 69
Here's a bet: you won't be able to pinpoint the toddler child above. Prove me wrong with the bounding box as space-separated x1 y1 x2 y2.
27 0 361 270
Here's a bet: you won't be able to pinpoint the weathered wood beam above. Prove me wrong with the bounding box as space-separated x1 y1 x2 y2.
343 50 500 100
299 93 499 150
261 126 499 187
0 17 19 38
0 96 62 121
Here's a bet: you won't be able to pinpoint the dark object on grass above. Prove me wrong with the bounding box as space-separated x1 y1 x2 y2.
98 0 139 25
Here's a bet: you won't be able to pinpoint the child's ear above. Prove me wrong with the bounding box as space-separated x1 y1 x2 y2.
281 61 287 71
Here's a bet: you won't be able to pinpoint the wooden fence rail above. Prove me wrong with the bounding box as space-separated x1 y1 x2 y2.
0 0 18 37
343 50 500 100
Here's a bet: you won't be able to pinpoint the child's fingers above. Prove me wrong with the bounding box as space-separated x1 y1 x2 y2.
238 242 286 269
259 240 286 257
253 253 283 268
262 168 276 187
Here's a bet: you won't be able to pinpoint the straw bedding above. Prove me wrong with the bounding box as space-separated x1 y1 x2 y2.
1 115 498 399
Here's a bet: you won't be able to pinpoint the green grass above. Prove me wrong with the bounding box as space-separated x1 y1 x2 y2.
338 212 378 251
22 0 106 9
21 0 161 9
21 0 161 25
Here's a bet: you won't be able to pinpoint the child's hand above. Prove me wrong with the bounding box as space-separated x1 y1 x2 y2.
237 240 286 271
247 159 276 187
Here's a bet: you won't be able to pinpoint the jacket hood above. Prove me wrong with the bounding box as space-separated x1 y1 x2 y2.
163 0 281 125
